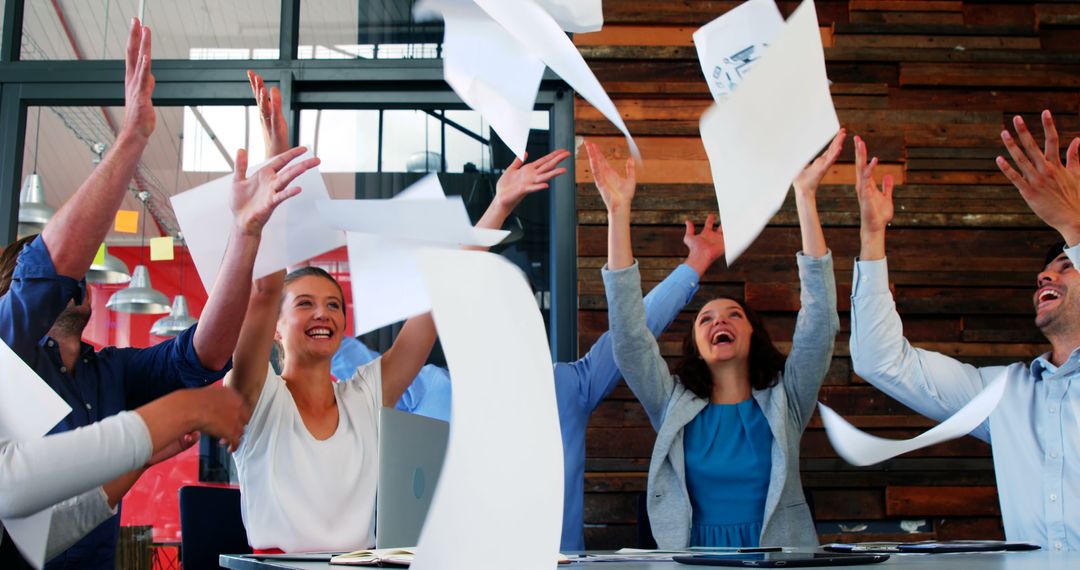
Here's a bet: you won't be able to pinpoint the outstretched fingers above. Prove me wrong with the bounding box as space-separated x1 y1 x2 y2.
234 148 249 182
1012 115 1046 169
262 146 308 174
1042 110 1061 165
274 156 321 190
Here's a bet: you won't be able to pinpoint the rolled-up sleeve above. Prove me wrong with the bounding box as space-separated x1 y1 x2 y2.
0 237 84 358
119 324 231 409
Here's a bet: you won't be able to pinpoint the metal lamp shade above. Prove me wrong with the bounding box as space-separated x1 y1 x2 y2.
17 174 56 237
86 251 131 284
106 265 171 314
150 295 198 337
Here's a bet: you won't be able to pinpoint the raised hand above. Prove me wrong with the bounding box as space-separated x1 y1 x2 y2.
683 213 725 277
231 146 320 237
122 18 155 139
795 128 846 198
854 135 894 261
247 70 289 158
584 140 636 214
854 135 895 235
997 110 1080 245
494 149 571 211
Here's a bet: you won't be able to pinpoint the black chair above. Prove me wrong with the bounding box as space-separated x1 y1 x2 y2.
178 485 251 569
636 492 658 549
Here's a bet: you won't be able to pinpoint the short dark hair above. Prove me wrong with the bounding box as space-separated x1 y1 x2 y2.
1044 241 1068 269
673 297 784 399
0 235 38 298
281 266 347 325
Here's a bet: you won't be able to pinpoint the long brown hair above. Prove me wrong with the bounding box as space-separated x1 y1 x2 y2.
0 235 38 297
673 297 784 400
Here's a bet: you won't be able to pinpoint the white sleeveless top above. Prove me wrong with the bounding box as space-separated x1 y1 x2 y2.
233 359 382 552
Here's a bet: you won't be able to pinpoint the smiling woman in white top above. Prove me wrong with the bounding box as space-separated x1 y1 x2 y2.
228 72 570 553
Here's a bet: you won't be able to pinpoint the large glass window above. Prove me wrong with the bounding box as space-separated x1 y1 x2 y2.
21 0 280 60
299 0 443 60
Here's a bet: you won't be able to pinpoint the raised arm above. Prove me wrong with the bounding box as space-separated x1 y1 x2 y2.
40 19 154 279
849 135 991 441
223 73 319 406
588 141 675 427
793 129 844 258
782 131 844 427
379 149 571 406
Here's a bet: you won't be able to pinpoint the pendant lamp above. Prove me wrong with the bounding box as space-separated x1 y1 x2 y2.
17 109 55 238
86 247 131 284
150 294 197 337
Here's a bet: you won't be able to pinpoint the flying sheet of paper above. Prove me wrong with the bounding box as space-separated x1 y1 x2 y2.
328 175 508 334
415 0 545 162
474 0 639 161
315 196 508 248
0 339 73 569
171 150 344 292
345 233 431 335
416 0 637 161
534 0 603 32
411 249 563 570
699 0 838 264
819 372 1008 467
693 0 785 102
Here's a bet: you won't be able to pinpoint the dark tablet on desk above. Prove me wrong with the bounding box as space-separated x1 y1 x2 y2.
673 552 890 567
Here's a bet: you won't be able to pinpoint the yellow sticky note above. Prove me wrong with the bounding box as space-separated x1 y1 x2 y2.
150 236 175 261
114 210 139 234
92 244 106 266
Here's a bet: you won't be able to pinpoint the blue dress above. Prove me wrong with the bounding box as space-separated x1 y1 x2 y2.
683 398 774 547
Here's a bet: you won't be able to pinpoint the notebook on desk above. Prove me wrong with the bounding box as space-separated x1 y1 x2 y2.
375 408 450 549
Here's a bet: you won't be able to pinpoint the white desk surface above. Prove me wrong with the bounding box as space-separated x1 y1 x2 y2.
220 550 1080 570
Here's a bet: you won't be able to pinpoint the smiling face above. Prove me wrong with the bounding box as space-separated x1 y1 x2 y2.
694 298 753 366
1034 253 1080 336
277 274 346 363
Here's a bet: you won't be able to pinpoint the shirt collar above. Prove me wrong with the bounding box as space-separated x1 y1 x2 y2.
1030 345 1080 380
37 335 98 361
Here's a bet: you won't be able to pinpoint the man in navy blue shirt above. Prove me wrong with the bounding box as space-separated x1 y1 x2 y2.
0 19 320 569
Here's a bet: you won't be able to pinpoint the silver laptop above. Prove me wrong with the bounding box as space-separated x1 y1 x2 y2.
376 407 450 549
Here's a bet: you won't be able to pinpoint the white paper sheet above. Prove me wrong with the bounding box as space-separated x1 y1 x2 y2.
411 249 563 570
693 0 785 102
415 0 545 161
315 197 508 248
344 233 431 335
417 0 638 161
699 0 838 264
819 373 1008 467
0 339 73 569
534 0 603 32
475 0 639 161
171 151 345 292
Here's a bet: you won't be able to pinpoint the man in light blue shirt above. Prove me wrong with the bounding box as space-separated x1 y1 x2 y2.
332 220 725 551
848 115 1080 551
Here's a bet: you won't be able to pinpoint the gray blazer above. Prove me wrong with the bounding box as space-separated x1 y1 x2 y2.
602 252 838 549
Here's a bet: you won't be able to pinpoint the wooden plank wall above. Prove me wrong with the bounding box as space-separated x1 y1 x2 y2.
575 0 1080 548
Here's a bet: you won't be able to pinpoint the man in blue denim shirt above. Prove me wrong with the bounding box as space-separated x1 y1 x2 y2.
332 219 724 550
0 19 319 569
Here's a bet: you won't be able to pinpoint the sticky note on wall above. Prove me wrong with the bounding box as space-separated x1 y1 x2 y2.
114 210 139 234
150 236 174 261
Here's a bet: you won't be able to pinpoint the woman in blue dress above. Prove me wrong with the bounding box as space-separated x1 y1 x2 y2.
587 131 844 549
